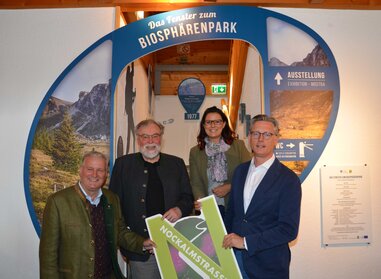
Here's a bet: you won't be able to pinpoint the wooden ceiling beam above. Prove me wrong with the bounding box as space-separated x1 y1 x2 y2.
0 0 380 10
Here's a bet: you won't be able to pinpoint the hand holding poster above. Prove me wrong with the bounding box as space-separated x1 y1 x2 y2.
146 195 242 279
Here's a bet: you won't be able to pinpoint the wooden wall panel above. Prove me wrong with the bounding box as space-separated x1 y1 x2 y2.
228 40 249 130
156 40 231 65
159 71 228 95
1 0 380 10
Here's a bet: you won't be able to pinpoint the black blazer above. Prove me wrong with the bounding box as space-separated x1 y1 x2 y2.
109 153 194 261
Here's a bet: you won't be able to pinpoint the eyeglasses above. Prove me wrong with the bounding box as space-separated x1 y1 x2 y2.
204 119 224 126
137 133 161 141
249 131 274 140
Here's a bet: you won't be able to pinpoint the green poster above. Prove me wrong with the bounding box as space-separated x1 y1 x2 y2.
146 195 242 279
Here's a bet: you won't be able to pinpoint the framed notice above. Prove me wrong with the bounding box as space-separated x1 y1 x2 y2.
320 165 372 246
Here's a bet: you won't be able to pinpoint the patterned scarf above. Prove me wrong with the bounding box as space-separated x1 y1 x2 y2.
205 137 230 183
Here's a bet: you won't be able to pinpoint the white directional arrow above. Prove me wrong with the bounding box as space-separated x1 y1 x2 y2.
275 72 283 85
286 142 295 148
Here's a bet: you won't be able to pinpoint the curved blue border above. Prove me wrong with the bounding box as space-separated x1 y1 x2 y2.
23 35 112 236
262 12 340 183
24 6 339 236
273 11 337 183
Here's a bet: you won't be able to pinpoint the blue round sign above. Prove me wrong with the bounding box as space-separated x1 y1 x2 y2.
178 78 206 119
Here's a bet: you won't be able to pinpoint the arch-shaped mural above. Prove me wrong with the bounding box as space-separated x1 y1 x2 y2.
24 5 339 236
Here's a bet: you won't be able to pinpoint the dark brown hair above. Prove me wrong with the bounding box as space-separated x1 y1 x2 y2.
197 106 236 150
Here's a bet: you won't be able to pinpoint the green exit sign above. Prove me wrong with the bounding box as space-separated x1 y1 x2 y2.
211 84 227 95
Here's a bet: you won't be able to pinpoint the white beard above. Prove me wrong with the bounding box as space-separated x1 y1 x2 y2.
140 143 161 160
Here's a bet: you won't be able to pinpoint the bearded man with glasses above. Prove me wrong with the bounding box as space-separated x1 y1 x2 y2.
109 119 194 279
223 114 302 279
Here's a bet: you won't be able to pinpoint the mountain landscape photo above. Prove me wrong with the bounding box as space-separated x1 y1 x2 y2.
30 81 111 224
270 89 333 139
269 45 330 67
39 82 111 140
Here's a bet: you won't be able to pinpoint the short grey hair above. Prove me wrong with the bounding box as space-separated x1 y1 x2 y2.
250 114 280 136
134 119 165 135
81 150 108 167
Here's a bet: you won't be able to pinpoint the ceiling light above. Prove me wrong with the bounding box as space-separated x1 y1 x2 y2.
136 11 144 20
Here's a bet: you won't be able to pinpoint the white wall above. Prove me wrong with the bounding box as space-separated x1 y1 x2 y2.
0 7 380 279
236 45 262 150
0 8 115 278
114 59 151 157
154 95 228 164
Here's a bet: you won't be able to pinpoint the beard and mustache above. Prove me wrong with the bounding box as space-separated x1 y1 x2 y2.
140 143 161 160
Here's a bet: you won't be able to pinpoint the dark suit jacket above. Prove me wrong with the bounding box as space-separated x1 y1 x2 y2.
109 152 194 261
39 184 145 279
225 158 302 279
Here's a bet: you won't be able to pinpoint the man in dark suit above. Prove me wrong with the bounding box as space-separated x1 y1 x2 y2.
109 119 194 279
223 114 302 279
39 151 155 279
